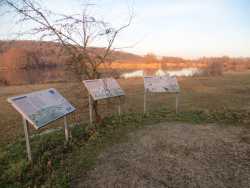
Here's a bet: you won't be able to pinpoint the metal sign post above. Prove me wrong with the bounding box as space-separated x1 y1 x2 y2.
88 95 93 125
64 116 69 142
144 89 147 114
118 97 121 122
22 117 32 162
175 93 179 114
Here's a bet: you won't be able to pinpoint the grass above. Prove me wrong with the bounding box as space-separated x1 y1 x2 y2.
1 107 250 187
1 71 250 146
1 71 250 187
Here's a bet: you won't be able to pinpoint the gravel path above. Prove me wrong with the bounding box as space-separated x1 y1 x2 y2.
74 123 250 188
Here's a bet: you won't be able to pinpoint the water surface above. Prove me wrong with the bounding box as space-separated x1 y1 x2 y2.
121 68 202 78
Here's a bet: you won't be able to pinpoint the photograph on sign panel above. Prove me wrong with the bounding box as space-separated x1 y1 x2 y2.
8 89 75 129
83 78 125 100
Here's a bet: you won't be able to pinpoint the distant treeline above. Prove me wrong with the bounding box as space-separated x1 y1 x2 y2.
1 40 250 75
0 41 68 70
1 40 250 85
0 40 142 71
113 53 250 76
116 53 250 71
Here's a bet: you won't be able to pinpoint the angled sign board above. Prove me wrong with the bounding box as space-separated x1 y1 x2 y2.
8 88 75 129
7 88 75 161
83 78 125 101
83 78 125 124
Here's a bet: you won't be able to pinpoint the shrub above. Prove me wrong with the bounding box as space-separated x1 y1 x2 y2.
0 78 9 86
203 61 224 76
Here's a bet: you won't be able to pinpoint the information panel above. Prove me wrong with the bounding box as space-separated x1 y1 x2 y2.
83 78 125 100
8 88 75 129
144 75 180 93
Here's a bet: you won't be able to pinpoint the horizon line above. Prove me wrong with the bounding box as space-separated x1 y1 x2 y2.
0 39 250 60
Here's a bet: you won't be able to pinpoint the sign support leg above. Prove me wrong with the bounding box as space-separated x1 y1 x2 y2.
175 93 179 114
22 118 32 162
88 95 93 124
144 90 147 114
64 116 69 142
118 97 121 122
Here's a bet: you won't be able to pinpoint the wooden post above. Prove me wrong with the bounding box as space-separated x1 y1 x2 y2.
64 116 69 142
22 118 32 162
88 95 93 124
144 90 147 114
118 97 121 122
175 93 179 114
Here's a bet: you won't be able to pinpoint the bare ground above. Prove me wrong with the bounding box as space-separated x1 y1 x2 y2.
73 123 250 188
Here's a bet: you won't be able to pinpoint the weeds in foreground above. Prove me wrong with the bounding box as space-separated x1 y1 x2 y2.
0 108 249 187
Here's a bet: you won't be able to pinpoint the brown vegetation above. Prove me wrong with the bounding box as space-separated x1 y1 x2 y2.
112 56 250 72
1 40 250 87
2 71 250 145
0 40 68 70
0 40 142 84
1 41 250 74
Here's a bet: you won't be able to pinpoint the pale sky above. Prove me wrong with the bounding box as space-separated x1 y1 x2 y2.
0 0 250 58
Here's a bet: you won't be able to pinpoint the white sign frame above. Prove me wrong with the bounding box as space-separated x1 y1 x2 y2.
7 88 76 161
143 75 180 114
83 78 125 124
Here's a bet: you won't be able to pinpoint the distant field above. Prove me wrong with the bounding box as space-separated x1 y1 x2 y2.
1 71 250 146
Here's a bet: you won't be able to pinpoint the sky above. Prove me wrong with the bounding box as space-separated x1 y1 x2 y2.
0 0 250 58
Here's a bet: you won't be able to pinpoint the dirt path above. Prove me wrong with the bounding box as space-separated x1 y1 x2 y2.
74 123 250 188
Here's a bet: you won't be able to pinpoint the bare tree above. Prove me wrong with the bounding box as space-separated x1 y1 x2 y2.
2 0 133 122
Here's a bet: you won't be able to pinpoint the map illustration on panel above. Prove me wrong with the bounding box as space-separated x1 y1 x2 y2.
8 88 76 129
83 78 125 100
144 75 180 93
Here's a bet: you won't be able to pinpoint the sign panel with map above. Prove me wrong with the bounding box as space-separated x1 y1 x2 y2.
83 78 125 100
8 88 76 129
144 75 180 93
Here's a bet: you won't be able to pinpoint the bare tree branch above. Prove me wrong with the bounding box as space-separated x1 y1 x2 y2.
2 0 133 121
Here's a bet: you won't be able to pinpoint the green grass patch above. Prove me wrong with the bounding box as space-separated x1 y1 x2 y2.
1 107 249 187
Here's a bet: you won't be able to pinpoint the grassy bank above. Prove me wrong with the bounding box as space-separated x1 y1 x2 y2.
1 106 249 188
1 71 250 187
1 71 250 145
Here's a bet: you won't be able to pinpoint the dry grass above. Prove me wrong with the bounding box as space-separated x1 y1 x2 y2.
1 72 250 145
1 71 250 187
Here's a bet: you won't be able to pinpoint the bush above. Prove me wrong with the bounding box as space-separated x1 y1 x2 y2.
0 78 9 86
203 61 224 76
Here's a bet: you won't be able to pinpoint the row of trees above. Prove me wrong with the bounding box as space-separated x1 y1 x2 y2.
142 53 250 75
0 47 65 70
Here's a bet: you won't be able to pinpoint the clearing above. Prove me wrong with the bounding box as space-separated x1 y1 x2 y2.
2 71 250 145
1 72 250 187
74 122 250 188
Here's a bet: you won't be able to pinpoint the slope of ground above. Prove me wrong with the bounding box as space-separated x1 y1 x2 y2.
74 122 250 188
2 72 250 145
0 40 142 69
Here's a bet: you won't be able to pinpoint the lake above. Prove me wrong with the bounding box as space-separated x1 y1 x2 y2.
0 69 71 85
121 68 202 78
0 68 203 85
